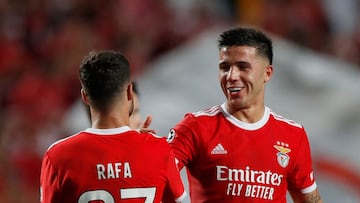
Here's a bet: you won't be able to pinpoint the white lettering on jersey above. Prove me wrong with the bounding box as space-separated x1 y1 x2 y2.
216 165 283 186
226 183 243 196
218 165 280 200
244 184 274 200
97 162 132 180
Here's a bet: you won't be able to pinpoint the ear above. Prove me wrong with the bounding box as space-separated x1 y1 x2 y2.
126 82 134 101
81 88 89 105
264 65 273 83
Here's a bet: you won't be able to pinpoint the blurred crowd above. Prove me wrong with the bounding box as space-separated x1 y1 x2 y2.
238 0 360 65
0 0 358 202
0 0 227 202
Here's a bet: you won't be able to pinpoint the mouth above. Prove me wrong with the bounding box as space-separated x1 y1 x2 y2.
228 87 242 93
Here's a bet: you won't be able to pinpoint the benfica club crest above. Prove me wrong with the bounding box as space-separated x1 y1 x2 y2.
274 142 291 168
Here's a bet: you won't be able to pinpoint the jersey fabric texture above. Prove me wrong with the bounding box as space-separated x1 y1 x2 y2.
40 126 186 203
167 104 317 203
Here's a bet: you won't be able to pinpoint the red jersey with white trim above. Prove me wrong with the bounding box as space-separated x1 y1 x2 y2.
167 104 317 203
40 126 186 203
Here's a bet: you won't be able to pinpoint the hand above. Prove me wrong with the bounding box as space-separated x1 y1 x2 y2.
138 115 156 134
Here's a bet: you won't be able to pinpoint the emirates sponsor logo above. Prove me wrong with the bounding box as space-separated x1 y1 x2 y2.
216 165 283 200
216 165 283 186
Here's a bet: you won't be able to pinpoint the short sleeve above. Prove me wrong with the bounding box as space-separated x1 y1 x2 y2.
287 128 317 194
40 152 61 203
166 149 186 202
167 113 198 170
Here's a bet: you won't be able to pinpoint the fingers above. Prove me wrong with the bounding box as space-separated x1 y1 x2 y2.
138 115 156 134
139 128 156 134
142 115 153 129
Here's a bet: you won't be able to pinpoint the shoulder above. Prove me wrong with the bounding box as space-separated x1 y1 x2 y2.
140 132 170 149
173 105 224 132
43 132 86 165
269 108 304 129
181 105 223 124
169 105 224 141
137 133 173 161
46 132 84 152
191 105 222 117
142 132 168 143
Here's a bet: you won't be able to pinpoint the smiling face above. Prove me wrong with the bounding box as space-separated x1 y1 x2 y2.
219 45 273 114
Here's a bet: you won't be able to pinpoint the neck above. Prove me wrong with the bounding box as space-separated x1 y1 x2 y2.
227 104 265 123
90 110 130 129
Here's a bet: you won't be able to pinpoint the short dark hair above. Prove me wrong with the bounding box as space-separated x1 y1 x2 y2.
217 27 273 64
79 50 130 111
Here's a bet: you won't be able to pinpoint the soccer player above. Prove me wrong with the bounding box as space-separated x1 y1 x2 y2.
40 50 186 203
166 27 323 202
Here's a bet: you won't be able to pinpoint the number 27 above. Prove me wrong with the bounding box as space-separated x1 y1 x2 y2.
78 187 156 203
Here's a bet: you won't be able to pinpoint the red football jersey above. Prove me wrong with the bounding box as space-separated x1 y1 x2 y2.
40 126 186 203
167 104 317 203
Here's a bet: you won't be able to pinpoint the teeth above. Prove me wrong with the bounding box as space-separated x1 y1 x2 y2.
228 87 241 92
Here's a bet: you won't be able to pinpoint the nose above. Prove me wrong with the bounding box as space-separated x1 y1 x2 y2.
227 66 240 81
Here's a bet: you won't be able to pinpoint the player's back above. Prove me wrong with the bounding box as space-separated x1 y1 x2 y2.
41 126 178 203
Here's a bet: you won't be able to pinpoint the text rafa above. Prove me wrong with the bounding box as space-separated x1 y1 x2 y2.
96 162 132 180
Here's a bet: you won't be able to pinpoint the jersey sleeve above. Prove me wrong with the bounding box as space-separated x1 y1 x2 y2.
288 128 317 194
167 113 198 170
165 149 186 202
40 151 61 203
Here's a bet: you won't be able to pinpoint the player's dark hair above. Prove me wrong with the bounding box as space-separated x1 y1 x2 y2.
79 50 130 111
217 27 273 65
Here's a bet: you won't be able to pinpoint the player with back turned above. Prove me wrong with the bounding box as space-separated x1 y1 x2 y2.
40 50 186 203
165 27 323 203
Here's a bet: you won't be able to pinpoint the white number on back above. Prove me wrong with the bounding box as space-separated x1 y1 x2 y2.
121 187 156 203
78 187 156 203
78 190 114 203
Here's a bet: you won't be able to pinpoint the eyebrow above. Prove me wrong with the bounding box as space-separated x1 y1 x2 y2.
219 61 250 66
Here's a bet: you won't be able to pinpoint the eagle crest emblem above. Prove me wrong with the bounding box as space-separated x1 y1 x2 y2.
274 142 291 168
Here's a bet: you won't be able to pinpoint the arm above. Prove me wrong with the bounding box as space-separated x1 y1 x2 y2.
290 188 322 203
40 152 61 203
162 149 186 203
167 114 199 170
289 129 322 203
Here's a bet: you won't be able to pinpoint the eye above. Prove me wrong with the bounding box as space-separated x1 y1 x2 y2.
235 62 250 71
219 63 230 72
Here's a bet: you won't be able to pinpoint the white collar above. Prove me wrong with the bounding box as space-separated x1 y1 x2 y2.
221 103 270 130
